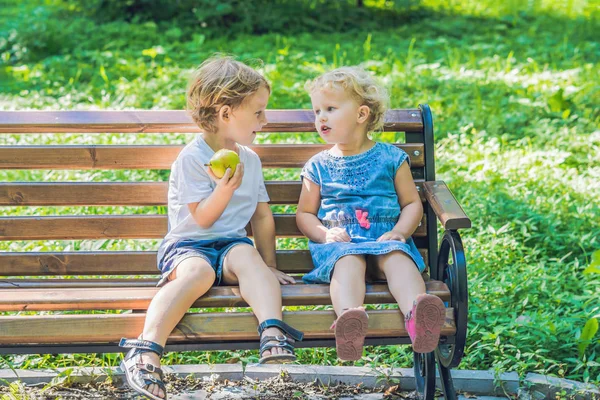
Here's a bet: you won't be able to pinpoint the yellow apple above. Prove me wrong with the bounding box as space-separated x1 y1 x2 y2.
204 149 240 178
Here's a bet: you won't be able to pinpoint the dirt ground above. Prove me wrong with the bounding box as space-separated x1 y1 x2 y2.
0 371 421 399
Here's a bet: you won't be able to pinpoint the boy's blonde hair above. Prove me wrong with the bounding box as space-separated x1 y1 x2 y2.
187 55 270 134
305 66 389 133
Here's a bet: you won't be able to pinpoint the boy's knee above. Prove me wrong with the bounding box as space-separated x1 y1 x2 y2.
224 244 262 273
172 258 216 283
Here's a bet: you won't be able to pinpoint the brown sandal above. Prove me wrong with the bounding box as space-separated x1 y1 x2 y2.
257 319 304 364
119 338 167 400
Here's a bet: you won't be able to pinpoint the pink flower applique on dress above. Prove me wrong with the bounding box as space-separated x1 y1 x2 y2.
355 209 371 229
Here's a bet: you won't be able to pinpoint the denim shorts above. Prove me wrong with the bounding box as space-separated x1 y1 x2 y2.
156 237 254 287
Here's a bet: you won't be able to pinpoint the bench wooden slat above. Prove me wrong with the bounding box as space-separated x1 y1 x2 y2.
0 250 305 275
0 144 425 170
0 181 426 206
0 308 455 344
0 249 429 276
0 273 433 288
0 251 310 276
0 279 160 288
0 182 297 206
0 280 449 311
0 215 427 240
0 110 424 133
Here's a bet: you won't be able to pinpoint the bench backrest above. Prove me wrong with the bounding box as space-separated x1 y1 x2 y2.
0 106 437 285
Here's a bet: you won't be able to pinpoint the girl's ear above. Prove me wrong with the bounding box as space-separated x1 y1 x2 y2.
357 105 370 124
218 105 231 123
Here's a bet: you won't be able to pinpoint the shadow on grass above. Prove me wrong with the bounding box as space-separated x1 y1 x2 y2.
449 176 600 262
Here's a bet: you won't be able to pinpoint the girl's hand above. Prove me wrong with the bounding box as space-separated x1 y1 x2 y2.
325 227 351 243
269 267 296 285
207 163 244 192
377 231 406 243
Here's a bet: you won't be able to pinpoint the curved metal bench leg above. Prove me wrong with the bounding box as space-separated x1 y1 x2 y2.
414 351 436 400
436 352 457 400
434 229 468 369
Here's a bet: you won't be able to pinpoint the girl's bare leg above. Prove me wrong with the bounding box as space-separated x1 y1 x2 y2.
329 255 369 360
330 255 367 316
373 251 426 316
374 251 445 353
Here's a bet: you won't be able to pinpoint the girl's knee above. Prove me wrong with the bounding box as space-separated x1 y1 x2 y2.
378 251 415 268
337 254 366 264
380 250 410 261
335 255 367 270
332 256 367 282
376 252 422 281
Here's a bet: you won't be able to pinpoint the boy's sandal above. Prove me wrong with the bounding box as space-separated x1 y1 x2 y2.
119 338 168 400
257 319 304 364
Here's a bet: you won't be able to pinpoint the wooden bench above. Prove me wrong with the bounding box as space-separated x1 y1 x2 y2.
0 105 470 400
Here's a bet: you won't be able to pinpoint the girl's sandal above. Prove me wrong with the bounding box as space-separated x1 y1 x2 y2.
119 338 168 400
257 319 304 364
331 307 369 361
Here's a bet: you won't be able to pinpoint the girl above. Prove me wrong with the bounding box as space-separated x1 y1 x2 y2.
119 56 303 400
296 66 445 361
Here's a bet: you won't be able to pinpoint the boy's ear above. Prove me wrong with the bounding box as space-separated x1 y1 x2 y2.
218 105 231 123
357 105 370 124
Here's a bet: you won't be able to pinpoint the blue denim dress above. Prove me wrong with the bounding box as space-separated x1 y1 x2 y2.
300 142 426 284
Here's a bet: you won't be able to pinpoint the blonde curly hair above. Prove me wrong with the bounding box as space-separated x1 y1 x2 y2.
305 66 389 133
187 55 270 134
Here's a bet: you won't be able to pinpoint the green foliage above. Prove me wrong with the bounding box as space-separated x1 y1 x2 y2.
583 250 600 275
60 0 419 37
0 0 599 385
579 250 600 359
579 318 598 358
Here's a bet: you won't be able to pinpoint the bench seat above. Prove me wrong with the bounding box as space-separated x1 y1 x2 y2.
0 280 449 311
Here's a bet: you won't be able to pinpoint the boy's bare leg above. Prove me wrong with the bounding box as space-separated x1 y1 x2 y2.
139 257 216 398
330 255 367 316
374 251 426 316
221 244 289 357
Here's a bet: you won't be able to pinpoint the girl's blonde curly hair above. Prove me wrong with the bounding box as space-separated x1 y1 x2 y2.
187 55 270 134
305 66 389 133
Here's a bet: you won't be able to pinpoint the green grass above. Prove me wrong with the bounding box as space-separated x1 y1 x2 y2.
1 0 599 384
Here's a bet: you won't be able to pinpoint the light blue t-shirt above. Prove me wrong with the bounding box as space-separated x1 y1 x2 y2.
164 135 270 241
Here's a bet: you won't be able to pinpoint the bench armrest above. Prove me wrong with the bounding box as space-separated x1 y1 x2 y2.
422 181 471 230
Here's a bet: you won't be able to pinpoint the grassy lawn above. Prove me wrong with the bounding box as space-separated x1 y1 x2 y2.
1 0 599 384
